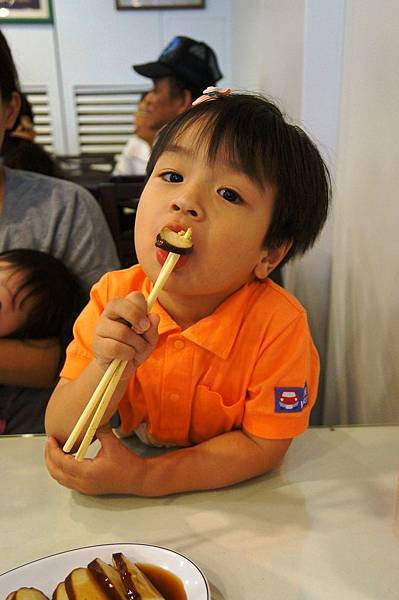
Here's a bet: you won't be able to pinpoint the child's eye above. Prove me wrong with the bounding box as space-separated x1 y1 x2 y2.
162 171 183 183
217 187 242 204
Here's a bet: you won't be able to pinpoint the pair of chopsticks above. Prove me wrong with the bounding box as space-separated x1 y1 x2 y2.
63 228 192 461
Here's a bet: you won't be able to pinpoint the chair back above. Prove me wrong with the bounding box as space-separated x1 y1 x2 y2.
88 179 145 268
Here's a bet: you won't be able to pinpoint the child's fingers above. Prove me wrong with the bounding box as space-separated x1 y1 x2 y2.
102 293 150 333
141 313 160 347
94 337 143 364
95 323 153 359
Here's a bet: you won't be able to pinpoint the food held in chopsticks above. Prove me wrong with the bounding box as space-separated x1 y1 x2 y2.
5 589 49 600
155 227 193 255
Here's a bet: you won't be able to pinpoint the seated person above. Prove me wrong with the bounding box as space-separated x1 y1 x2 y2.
0 249 86 434
112 36 223 177
0 30 120 400
45 90 331 497
113 92 157 177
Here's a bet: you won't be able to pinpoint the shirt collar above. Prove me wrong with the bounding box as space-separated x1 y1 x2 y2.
142 276 268 360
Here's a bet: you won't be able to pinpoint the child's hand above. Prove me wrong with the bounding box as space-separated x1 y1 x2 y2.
45 427 146 495
93 291 159 378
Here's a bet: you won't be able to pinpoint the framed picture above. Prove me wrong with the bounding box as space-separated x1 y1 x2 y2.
0 0 53 24
116 0 204 9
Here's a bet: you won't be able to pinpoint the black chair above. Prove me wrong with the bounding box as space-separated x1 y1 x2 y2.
57 153 116 186
88 180 145 268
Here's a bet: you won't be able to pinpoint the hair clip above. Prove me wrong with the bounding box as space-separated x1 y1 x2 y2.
192 86 231 106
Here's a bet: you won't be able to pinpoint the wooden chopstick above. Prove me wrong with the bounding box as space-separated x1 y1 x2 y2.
63 228 192 460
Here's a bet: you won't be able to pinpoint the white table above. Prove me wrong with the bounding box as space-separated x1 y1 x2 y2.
1 426 398 599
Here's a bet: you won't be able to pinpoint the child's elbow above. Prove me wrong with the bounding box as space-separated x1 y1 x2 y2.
247 432 292 474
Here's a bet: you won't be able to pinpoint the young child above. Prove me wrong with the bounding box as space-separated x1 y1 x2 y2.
45 90 331 496
0 249 85 434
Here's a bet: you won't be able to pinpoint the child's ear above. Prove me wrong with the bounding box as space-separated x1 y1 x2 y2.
5 92 21 131
254 240 293 280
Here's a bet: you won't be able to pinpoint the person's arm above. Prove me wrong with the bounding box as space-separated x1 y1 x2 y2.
138 430 291 496
0 338 61 388
45 426 291 496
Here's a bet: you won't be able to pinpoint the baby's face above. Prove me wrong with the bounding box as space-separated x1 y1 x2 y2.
0 263 31 337
134 124 276 311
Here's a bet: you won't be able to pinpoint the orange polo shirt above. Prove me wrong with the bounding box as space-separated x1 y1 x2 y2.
61 265 319 445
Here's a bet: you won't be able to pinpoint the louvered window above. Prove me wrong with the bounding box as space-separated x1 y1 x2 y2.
23 87 53 153
74 86 148 155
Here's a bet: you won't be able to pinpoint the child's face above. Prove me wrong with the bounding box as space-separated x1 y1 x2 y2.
0 263 31 337
135 123 277 311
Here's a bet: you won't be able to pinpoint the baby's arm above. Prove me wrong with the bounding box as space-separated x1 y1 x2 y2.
0 338 61 388
44 291 159 448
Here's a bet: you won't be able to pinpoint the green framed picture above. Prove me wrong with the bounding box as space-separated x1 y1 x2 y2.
0 0 53 24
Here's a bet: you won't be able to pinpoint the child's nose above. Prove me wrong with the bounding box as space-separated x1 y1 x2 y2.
171 194 204 219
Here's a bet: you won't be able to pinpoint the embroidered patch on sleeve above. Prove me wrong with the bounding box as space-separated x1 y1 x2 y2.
275 383 308 413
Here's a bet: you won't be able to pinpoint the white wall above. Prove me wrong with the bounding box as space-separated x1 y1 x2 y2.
284 0 345 423
231 0 305 121
324 0 399 424
2 0 231 154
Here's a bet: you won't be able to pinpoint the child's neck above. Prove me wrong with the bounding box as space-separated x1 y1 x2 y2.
157 290 230 330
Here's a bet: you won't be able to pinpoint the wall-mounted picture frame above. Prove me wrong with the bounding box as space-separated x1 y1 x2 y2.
0 0 53 24
116 0 204 9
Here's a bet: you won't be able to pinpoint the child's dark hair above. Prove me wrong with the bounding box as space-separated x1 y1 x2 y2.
0 249 86 353
146 93 331 266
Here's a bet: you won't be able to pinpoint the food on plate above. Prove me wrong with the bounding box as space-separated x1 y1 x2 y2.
6 553 187 600
5 589 49 600
113 553 165 599
53 557 166 600
155 227 193 255
53 566 116 600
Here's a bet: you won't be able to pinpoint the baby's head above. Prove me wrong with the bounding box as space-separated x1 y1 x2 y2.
146 92 331 267
0 249 85 348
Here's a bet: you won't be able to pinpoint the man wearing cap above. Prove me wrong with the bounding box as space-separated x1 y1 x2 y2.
113 35 223 177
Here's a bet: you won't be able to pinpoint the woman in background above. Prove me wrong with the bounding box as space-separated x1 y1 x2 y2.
1 92 65 178
0 29 120 399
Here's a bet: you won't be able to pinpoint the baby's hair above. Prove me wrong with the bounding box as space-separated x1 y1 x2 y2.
146 92 331 265
0 249 86 352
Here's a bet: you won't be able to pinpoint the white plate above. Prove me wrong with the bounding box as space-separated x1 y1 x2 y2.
0 543 210 599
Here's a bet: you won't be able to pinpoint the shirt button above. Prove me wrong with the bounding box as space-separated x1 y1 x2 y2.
169 393 180 402
174 340 185 350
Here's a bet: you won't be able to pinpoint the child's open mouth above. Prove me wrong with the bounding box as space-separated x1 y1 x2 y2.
154 226 193 269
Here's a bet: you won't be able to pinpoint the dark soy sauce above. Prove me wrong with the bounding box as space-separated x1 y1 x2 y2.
137 563 187 600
